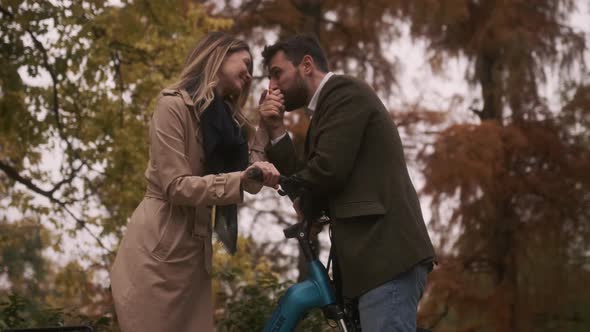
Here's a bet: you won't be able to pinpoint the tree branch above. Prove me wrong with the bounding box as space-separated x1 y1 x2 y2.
0 161 54 198
0 160 113 254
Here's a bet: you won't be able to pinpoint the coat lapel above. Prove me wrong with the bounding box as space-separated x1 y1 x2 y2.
304 108 315 160
304 76 337 160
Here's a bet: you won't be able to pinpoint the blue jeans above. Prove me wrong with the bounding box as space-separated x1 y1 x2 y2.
358 263 429 332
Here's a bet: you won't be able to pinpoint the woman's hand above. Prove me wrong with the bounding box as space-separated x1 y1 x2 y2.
241 161 281 189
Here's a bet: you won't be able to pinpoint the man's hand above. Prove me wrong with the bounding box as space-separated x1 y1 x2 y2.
293 197 325 236
259 89 286 140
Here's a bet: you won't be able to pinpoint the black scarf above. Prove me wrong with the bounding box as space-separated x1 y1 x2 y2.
200 93 248 254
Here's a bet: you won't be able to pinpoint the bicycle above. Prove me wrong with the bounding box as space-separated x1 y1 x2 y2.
247 167 434 332
246 167 360 332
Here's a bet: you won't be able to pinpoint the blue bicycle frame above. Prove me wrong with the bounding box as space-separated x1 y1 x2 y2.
246 167 355 332
262 260 336 331
260 217 351 332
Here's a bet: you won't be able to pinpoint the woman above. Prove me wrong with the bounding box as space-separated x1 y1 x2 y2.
110 32 279 332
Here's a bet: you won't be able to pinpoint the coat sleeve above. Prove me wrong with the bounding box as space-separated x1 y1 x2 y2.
296 84 373 195
150 96 242 206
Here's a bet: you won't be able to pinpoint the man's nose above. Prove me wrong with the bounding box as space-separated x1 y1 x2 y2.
269 80 279 91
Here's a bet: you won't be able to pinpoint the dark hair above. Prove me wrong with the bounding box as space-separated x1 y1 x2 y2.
262 34 329 72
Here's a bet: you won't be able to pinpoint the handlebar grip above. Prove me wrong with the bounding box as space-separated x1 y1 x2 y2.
245 166 264 182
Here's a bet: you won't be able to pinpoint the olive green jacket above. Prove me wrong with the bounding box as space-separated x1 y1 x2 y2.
267 75 435 298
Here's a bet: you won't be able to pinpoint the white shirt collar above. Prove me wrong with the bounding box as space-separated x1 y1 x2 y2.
307 72 334 113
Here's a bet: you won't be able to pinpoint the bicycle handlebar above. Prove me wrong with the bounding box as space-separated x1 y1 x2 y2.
246 166 332 263
245 166 308 201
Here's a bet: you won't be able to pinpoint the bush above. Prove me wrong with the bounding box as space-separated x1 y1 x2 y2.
0 293 113 331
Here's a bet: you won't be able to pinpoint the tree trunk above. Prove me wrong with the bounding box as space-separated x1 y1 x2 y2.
476 51 503 123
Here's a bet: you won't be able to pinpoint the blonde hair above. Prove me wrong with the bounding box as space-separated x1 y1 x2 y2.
169 32 253 130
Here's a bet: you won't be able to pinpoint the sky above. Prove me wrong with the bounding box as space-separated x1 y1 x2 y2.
2 0 589 286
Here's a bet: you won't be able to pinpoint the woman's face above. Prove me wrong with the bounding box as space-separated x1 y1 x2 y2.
217 49 252 98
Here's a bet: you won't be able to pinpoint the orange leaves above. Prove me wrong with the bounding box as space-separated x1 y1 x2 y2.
423 121 512 198
422 119 584 212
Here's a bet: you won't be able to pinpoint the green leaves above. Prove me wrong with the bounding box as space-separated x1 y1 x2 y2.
0 1 236 329
0 0 234 244
0 292 113 330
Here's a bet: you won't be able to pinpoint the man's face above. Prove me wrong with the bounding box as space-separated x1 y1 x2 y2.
267 51 308 111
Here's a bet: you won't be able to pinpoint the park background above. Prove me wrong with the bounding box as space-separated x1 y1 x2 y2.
1 0 589 331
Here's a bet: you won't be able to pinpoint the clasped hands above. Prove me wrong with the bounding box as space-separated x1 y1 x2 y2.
241 89 315 228
258 88 287 140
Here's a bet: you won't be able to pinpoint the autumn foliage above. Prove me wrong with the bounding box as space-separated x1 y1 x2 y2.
1 0 589 331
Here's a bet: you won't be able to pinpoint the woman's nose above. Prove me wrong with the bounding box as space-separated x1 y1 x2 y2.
245 71 252 83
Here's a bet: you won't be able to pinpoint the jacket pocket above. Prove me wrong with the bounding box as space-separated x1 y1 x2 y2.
332 200 386 219
151 217 178 261
151 206 198 262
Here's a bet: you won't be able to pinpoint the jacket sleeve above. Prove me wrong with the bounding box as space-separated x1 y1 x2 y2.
297 84 373 195
265 133 302 176
150 95 242 206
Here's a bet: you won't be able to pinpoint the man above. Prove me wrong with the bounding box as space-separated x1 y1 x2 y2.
256 35 436 331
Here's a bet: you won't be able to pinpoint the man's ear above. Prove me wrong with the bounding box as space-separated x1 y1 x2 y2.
302 55 314 76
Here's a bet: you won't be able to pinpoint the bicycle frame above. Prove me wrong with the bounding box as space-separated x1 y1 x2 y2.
262 218 352 332
247 168 353 331
262 260 336 331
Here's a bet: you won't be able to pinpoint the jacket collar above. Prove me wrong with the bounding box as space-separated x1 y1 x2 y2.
307 72 334 114
179 89 196 107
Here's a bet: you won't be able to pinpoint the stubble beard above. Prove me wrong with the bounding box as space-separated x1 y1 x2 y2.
283 72 308 112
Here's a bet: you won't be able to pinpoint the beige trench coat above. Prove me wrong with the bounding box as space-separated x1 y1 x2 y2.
110 89 269 332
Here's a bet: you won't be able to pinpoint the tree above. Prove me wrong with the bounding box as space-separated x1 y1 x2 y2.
218 0 590 330
218 0 409 95
1 0 231 328
390 1 590 330
4 0 587 330
0 217 113 329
